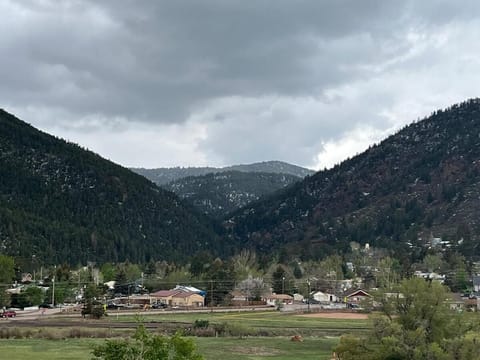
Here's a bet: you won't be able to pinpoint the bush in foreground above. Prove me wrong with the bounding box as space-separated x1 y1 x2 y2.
92 324 204 360
334 277 480 360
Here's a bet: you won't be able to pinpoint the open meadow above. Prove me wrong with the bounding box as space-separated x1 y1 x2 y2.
106 309 371 335
0 337 339 360
0 310 370 359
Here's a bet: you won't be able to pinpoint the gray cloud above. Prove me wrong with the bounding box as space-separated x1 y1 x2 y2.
2 1 480 168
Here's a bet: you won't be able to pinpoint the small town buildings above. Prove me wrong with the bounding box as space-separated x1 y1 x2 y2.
264 294 293 306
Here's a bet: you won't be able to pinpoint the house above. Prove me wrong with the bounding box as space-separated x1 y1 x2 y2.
21 273 33 283
293 293 304 303
312 291 338 303
172 292 205 307
230 290 267 306
414 271 446 284
230 290 250 305
264 294 293 306
150 289 205 307
173 285 206 297
473 276 480 292
464 297 478 311
344 289 372 304
448 293 465 311
231 290 248 302
150 290 179 305
123 294 152 307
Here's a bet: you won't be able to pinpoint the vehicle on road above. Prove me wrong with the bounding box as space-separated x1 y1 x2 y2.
1 310 16 318
151 302 168 309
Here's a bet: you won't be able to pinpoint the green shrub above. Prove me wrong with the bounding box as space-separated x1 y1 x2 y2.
213 322 255 337
193 319 209 329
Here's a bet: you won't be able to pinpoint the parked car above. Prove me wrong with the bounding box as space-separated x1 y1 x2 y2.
106 302 120 310
1 310 16 318
151 302 167 309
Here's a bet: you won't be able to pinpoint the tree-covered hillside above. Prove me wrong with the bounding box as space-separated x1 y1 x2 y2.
0 110 222 266
131 161 314 185
228 99 480 264
164 171 301 218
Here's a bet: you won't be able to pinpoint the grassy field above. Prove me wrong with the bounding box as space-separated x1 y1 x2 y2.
196 336 339 360
0 311 366 359
0 339 95 360
107 310 371 334
0 336 339 360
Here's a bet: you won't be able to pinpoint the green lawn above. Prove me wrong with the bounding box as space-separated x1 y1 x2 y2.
196 336 339 360
0 339 96 360
0 336 339 360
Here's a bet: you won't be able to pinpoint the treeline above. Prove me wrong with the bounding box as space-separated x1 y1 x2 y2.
1 237 477 310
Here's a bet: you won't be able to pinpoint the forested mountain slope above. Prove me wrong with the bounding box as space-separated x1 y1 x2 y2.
164 171 301 219
228 99 480 263
131 161 314 186
0 110 221 266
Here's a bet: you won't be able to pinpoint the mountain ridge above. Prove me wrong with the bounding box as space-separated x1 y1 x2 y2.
131 160 314 185
227 99 480 263
0 109 222 266
164 170 301 219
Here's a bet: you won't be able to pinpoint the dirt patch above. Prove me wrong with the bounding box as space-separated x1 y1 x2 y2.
298 312 369 320
230 346 281 356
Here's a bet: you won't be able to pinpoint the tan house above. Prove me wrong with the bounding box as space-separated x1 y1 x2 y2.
150 290 178 305
151 289 204 307
172 292 204 307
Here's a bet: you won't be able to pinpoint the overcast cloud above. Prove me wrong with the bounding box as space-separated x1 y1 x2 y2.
2 0 480 169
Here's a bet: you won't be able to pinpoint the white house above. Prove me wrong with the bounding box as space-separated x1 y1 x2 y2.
312 291 338 303
264 294 293 306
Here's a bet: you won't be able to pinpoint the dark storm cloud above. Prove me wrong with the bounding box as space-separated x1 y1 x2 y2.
2 1 480 168
1 1 406 123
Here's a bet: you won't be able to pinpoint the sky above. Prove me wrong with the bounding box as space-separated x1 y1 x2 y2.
2 0 480 170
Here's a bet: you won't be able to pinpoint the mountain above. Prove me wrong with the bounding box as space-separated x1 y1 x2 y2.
164 171 301 219
0 109 222 266
227 99 480 263
131 161 314 186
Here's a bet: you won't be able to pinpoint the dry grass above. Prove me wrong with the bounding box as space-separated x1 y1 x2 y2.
298 312 369 320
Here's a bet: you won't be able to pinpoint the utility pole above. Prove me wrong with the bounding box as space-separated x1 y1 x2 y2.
210 280 213 311
307 279 311 312
52 265 56 307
